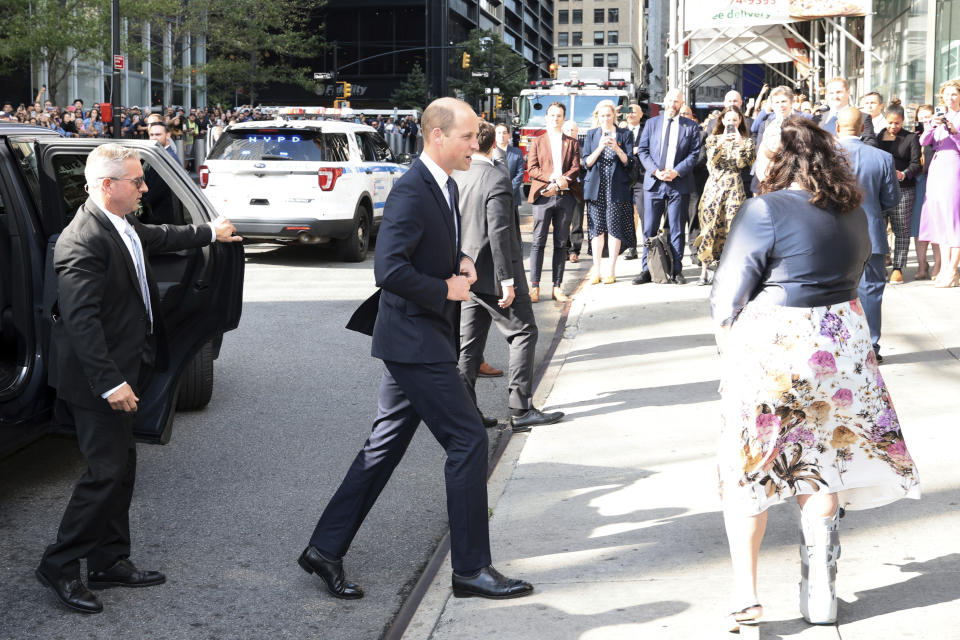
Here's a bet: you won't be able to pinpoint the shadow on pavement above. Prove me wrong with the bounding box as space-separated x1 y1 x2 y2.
563 333 717 364
547 381 721 419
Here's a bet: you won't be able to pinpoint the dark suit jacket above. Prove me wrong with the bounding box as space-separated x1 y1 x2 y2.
838 138 901 255
637 114 702 194
454 158 527 298
526 131 582 203
49 198 213 410
370 158 466 364
493 145 525 208
581 127 633 203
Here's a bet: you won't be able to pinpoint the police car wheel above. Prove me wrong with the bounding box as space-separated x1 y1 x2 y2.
339 204 371 262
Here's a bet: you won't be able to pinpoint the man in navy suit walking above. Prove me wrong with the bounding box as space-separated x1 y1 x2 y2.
299 98 534 603
634 89 702 284
837 107 900 362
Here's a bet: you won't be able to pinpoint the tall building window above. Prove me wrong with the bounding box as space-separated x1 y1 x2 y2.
594 8 604 22
572 31 582 45
572 54 582 67
607 30 619 44
607 53 618 68
558 10 568 24
608 8 619 22
593 53 604 66
593 30 603 45
572 9 582 23
558 54 569 66
558 32 569 46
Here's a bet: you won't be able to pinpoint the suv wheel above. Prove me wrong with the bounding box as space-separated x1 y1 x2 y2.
339 204 371 262
176 341 214 410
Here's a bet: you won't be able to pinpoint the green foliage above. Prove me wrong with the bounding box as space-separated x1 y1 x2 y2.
391 62 427 110
448 30 528 113
181 0 325 106
0 0 175 105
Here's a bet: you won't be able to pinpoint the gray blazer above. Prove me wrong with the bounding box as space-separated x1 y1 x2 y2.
453 158 527 297
838 137 901 255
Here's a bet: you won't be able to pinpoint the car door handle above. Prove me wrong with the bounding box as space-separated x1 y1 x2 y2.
363 169 373 174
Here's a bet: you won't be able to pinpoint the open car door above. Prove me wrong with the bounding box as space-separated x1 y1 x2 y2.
25 138 243 443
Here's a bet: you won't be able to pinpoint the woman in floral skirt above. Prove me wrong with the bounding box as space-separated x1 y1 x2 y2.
710 116 920 632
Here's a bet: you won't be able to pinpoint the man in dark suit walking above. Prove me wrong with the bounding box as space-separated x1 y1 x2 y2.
37 144 240 614
635 88 703 285
837 107 901 362
455 121 564 433
817 77 879 147
300 98 533 602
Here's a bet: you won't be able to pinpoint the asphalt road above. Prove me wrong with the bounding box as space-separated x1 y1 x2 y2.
0 204 584 639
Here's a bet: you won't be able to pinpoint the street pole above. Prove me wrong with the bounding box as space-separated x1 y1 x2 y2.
111 0 121 138
489 41 495 120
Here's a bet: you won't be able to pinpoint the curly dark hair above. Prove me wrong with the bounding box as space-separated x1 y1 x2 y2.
759 115 862 213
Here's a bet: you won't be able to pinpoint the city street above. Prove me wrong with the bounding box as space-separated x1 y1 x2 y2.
0 204 584 640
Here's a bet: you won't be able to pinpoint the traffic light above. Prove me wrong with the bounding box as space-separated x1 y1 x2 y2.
462 52 471 69
549 62 559 78
343 82 352 98
495 94 502 110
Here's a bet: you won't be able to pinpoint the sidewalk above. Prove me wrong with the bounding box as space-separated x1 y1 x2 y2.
404 253 960 639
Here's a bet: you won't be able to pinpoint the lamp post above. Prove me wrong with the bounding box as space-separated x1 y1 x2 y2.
480 36 494 119
111 0 121 138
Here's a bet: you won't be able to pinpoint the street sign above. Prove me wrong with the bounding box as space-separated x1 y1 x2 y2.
471 71 489 78
113 55 125 70
313 72 332 80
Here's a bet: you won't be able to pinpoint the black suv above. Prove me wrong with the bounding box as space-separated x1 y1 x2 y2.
0 124 244 456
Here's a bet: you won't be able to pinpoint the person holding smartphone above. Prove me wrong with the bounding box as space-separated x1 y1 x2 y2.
917 79 960 287
693 106 755 285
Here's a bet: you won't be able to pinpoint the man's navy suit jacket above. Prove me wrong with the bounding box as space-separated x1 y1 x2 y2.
637 115 702 194
503 145 525 207
838 138 901 256
370 158 466 364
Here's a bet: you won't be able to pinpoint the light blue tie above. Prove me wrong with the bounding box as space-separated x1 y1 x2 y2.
123 224 153 332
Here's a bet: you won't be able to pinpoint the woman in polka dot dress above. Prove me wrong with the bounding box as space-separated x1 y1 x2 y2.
581 100 636 283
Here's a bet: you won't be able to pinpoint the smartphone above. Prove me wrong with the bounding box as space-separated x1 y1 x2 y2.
725 124 735 135
934 106 946 118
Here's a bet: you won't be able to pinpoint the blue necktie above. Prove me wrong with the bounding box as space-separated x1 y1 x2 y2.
123 224 153 332
660 117 673 169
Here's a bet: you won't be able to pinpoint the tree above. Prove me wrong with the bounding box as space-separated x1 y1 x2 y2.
0 0 175 106
183 0 324 107
448 30 528 115
391 62 427 109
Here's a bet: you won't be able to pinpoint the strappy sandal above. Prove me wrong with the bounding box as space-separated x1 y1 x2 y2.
726 603 763 633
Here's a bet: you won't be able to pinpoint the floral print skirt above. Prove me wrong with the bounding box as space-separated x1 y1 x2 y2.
718 299 921 516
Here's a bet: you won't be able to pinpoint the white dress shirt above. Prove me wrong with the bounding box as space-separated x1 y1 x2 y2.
419 151 459 243
660 116 681 170
547 130 564 180
872 113 888 133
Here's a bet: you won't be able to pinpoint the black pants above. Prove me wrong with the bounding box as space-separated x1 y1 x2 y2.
568 200 585 255
459 292 538 412
529 194 574 286
309 360 491 574
40 403 136 579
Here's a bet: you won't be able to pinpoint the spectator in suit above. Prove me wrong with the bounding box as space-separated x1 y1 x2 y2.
526 102 582 302
877 102 922 283
634 88 703 285
623 104 645 260
561 119 587 262
861 92 887 135
455 121 564 433
837 107 901 361
817 77 878 147
493 124 524 211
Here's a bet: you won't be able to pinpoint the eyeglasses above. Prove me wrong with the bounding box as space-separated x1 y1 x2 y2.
101 175 146 188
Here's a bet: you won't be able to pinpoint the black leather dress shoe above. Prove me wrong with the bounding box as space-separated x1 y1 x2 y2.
623 247 638 260
35 568 103 614
88 558 166 589
298 546 363 599
632 270 652 285
510 408 564 432
481 415 499 429
452 565 533 599
672 273 687 285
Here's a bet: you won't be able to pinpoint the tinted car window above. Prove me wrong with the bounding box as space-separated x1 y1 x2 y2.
207 129 352 162
51 154 88 225
357 132 393 162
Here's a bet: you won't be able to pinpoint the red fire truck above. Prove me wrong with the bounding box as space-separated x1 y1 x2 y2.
511 67 639 186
